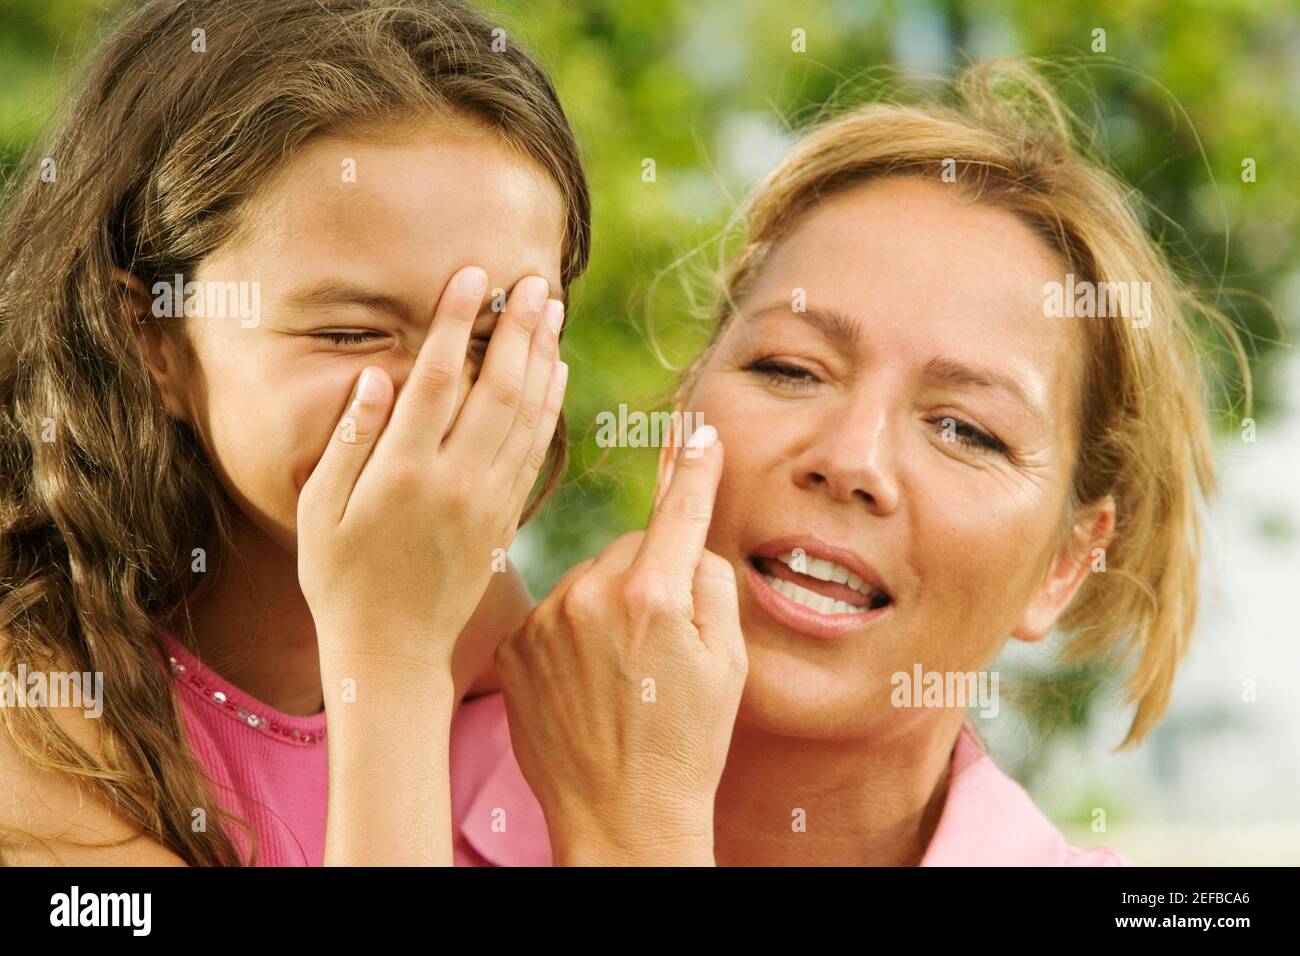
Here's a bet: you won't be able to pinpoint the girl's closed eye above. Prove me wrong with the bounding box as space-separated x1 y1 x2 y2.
312 329 385 346
310 329 493 360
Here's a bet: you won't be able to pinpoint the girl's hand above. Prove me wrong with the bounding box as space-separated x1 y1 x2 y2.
495 426 748 865
297 266 567 676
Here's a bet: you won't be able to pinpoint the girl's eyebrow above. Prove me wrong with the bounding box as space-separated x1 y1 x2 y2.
286 281 420 324
285 277 565 324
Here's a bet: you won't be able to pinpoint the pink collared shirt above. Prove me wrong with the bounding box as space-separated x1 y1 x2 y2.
450 692 1129 866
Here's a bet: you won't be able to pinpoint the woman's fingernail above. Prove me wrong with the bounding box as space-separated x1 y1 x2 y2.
456 266 488 297
551 359 569 389
686 423 717 449
517 275 549 310
355 367 383 403
543 299 564 334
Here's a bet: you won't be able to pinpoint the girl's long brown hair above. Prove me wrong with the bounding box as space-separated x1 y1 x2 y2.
0 0 589 865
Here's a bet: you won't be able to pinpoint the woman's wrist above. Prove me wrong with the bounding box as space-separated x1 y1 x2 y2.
551 826 716 866
547 800 717 866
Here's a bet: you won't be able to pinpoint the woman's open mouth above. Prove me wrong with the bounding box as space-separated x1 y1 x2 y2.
745 548 893 639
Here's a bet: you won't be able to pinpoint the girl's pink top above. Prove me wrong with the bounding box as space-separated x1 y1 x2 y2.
158 627 1127 866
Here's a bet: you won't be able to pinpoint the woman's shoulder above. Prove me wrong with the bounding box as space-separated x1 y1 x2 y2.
922 721 1131 867
449 691 515 790
444 704 1132 867
449 692 551 866
1063 844 1130 866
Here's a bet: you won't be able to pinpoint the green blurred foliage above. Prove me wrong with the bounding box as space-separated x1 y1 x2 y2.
2 1 1296 777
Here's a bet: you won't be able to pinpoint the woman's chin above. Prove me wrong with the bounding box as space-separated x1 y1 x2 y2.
734 642 881 740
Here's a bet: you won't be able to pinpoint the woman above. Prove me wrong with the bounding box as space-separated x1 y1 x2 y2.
449 61 1248 866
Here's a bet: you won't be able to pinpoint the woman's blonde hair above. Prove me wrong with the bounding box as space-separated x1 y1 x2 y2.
0 0 589 865
678 59 1251 750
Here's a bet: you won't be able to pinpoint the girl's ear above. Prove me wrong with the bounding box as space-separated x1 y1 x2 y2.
113 268 192 423
1011 496 1116 643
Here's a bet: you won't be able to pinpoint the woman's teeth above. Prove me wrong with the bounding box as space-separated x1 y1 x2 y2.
762 573 871 615
775 552 877 599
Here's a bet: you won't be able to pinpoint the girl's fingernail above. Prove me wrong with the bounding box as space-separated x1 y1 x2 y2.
544 299 564 334
517 275 549 309
356 367 383 403
456 266 489 297
551 360 569 389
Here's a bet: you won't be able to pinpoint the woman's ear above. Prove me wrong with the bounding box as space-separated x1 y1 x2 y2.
113 267 191 423
1011 495 1116 643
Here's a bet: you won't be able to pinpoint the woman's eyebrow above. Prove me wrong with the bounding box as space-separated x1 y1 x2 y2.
921 356 1048 429
748 300 1048 428
283 277 565 325
748 301 862 347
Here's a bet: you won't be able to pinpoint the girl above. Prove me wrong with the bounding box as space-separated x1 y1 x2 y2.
0 0 589 865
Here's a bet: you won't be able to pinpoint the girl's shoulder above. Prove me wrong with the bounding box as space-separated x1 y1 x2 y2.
0 648 186 865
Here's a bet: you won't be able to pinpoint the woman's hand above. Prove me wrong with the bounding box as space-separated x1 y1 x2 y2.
297 265 567 676
496 426 748 865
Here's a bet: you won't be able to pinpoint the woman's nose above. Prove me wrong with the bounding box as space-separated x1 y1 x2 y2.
793 396 900 513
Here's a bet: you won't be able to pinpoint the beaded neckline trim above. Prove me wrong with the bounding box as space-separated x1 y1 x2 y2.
165 650 327 746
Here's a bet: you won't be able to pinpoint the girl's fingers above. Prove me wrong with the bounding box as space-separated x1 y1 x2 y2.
508 357 567 518
385 265 487 460
300 366 394 527
496 298 563 472
446 274 549 460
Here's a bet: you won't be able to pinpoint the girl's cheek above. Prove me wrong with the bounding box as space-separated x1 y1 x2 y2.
285 370 364 493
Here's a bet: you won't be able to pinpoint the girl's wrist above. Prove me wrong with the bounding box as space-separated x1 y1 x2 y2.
316 636 458 717
315 619 459 679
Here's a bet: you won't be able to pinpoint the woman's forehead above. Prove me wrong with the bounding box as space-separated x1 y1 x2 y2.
731 177 1085 421
759 178 1064 308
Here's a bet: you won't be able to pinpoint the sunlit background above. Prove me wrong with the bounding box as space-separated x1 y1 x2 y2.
3 0 1297 863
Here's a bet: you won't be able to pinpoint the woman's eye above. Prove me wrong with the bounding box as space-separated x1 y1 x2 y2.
933 417 1007 455
744 358 1005 456
312 330 383 346
745 358 820 388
